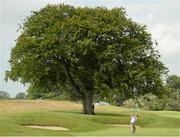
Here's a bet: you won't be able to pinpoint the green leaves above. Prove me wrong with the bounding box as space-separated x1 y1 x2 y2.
6 4 167 102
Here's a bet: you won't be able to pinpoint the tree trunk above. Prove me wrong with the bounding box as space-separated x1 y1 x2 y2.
81 92 95 115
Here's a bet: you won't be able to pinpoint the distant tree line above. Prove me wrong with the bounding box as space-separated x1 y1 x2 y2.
15 92 26 99
0 91 10 99
123 75 180 111
0 91 26 100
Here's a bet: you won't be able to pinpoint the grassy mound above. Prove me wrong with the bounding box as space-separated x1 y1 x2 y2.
0 100 179 136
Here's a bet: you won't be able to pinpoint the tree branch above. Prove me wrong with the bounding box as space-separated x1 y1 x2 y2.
61 59 83 96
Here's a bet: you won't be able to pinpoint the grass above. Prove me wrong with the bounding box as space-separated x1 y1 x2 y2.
0 100 180 136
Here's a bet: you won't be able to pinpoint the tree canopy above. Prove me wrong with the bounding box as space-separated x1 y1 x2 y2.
6 4 167 114
166 75 180 90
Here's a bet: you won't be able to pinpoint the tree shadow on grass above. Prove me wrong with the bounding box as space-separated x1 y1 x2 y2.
52 110 129 118
95 112 129 117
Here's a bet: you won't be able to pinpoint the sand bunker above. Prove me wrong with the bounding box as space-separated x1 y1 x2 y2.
27 125 70 131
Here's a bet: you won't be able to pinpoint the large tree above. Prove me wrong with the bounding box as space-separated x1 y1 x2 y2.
6 4 167 114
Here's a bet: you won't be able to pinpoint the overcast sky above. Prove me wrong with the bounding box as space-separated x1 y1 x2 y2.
0 0 180 97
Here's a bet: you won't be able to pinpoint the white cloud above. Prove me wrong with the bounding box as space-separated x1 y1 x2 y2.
150 23 180 55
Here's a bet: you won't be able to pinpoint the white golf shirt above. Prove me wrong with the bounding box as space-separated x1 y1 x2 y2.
130 116 137 124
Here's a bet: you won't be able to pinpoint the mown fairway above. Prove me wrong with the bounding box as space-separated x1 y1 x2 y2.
0 100 180 136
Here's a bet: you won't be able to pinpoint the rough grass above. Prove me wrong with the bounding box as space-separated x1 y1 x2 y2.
0 100 180 136
0 100 81 112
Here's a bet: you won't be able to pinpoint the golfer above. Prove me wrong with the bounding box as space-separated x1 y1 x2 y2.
130 114 138 136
